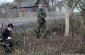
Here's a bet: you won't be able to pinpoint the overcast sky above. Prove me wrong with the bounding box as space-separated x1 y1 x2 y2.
0 0 14 4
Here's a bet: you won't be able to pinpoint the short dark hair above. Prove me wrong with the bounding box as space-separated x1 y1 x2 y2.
7 23 13 28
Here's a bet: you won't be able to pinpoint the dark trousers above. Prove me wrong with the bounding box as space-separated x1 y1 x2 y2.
37 22 46 39
3 39 13 54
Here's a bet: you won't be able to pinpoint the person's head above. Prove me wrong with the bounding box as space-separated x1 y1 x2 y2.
38 4 43 8
7 23 13 31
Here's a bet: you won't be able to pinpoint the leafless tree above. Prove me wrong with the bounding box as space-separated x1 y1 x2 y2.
63 0 80 36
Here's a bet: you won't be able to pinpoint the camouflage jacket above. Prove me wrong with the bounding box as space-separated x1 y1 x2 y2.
37 8 46 23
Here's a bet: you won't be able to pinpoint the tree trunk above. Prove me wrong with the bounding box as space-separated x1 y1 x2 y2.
64 6 70 36
64 0 80 36
64 0 70 37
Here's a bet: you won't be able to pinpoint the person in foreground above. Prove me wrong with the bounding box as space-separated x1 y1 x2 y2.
1 23 14 54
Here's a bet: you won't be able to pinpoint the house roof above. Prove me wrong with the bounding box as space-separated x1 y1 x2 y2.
20 0 37 7
14 0 49 7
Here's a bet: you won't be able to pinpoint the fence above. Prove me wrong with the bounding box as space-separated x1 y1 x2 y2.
0 8 19 18
19 12 65 18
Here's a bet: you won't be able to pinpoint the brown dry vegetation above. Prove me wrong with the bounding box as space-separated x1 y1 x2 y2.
0 18 85 55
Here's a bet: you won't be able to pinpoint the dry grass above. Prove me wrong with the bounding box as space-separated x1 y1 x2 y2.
0 19 85 55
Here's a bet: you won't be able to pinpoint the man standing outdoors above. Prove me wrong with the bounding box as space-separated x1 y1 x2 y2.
37 4 47 39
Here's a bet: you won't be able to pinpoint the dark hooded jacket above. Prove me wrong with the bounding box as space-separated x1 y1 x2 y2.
2 28 12 41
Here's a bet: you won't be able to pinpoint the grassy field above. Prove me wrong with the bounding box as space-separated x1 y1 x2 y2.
0 18 85 55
